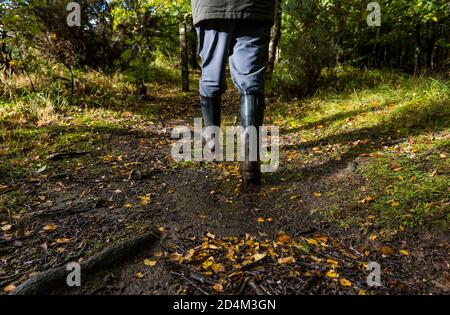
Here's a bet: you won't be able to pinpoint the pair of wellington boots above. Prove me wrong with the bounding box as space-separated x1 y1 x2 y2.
200 94 265 188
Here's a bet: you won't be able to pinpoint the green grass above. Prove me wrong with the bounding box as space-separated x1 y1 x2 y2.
269 70 449 231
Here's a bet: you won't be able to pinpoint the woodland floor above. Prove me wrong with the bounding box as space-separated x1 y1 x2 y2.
1 72 449 295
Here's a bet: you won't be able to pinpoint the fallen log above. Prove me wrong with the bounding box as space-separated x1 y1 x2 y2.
10 230 160 295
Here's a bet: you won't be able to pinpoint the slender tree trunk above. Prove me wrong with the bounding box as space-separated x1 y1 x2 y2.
189 20 200 70
179 19 189 92
414 24 422 75
266 0 282 80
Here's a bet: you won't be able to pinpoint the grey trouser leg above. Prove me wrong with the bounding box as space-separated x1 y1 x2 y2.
196 20 271 98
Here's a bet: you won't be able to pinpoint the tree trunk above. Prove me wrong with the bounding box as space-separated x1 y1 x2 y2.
179 19 189 92
266 0 282 80
414 24 422 75
189 20 200 70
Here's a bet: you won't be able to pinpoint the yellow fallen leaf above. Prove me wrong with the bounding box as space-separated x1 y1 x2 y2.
257 217 265 223
314 236 329 243
276 234 290 243
43 224 57 232
213 283 224 292
306 239 318 245
144 259 157 267
184 249 195 261
369 234 377 241
339 278 352 287
226 248 236 261
251 252 267 262
212 263 225 272
56 238 70 244
206 232 215 239
314 192 322 197
379 246 393 256
1 224 12 232
362 195 375 204
138 195 150 205
202 257 214 269
326 270 338 278
326 259 339 267
278 256 296 265
3 284 16 293
169 252 184 264
158 226 165 232
135 272 144 279
399 249 410 256
358 289 367 295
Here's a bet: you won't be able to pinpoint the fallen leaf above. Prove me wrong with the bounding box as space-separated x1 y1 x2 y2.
212 263 225 272
314 192 322 197
306 239 318 245
314 236 329 243
138 195 151 205
3 284 16 293
169 253 184 264
379 246 393 256
43 224 57 232
339 278 352 287
399 249 410 256
277 234 290 243
326 259 339 267
135 272 144 279
326 270 338 278
202 257 214 269
362 195 375 204
278 256 296 265
1 224 12 232
213 283 224 292
251 252 267 262
184 249 195 261
143 259 157 267
56 238 70 244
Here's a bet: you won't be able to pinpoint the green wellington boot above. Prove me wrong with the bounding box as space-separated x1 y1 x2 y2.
240 93 265 187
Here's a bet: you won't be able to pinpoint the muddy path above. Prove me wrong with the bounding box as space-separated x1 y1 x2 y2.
2 90 448 295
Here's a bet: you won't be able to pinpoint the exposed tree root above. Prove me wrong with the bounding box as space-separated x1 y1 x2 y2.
10 230 160 295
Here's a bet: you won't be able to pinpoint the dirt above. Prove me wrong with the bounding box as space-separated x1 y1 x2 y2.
1 90 448 295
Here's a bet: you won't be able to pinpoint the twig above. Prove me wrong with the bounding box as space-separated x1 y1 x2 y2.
170 271 210 295
248 278 264 295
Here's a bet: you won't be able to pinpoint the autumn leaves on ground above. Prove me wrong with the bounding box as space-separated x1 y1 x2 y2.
0 67 449 294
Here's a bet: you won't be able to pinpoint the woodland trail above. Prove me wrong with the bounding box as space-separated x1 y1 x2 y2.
2 87 448 295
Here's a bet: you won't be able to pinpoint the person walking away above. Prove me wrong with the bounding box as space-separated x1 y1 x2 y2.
191 0 275 187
